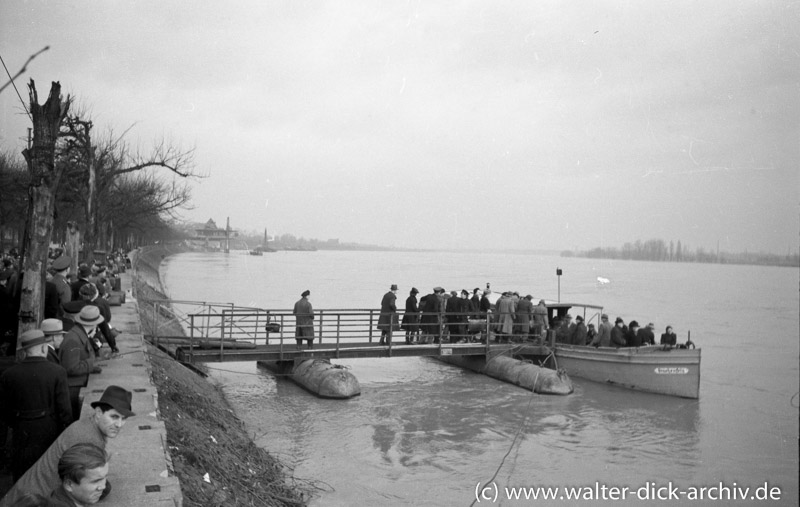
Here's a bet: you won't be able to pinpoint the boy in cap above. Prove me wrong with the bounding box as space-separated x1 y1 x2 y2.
0 385 135 507
0 329 72 481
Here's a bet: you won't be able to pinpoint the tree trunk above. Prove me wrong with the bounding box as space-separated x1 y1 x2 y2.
65 220 80 274
18 80 70 335
83 122 98 263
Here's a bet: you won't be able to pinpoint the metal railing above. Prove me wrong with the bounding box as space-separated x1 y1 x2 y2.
168 309 549 362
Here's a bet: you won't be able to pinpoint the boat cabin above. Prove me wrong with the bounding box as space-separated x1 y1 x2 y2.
545 303 604 329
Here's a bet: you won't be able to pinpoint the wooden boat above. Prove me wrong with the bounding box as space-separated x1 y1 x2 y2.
552 343 700 398
543 302 701 399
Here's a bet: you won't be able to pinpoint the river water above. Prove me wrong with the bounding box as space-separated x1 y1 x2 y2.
160 251 799 506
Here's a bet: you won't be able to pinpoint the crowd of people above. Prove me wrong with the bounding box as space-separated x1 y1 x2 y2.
291 284 681 350
1 249 130 358
0 247 134 506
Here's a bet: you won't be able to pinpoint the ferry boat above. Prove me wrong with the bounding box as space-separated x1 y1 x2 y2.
542 302 701 399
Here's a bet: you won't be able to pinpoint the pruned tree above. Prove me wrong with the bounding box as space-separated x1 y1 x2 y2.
18 80 70 334
59 113 197 261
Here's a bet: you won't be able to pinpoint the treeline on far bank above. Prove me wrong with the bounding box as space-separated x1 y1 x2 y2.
562 238 799 268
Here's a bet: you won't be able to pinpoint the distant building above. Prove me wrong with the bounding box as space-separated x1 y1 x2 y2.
190 218 238 251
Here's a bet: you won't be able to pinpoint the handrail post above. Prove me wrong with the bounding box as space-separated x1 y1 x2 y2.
336 314 341 358
265 310 270 345
485 315 490 356
278 314 284 361
189 314 195 362
318 310 324 346
368 310 374 343
220 309 226 362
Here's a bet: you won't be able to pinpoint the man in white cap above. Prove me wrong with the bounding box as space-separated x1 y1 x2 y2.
0 329 72 482
0 385 135 507
41 318 66 365
59 306 104 421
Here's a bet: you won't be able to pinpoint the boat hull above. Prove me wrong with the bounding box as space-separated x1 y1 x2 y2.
554 345 700 398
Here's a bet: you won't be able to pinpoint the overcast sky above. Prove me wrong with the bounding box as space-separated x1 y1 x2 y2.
1 1 798 253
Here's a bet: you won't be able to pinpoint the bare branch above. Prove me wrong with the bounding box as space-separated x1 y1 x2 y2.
0 46 49 95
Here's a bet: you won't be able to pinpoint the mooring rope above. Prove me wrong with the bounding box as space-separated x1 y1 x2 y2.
468 369 540 507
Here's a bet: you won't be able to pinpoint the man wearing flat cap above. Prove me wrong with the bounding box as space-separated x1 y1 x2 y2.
0 385 135 507
610 317 627 347
50 255 72 318
378 284 399 345
0 329 72 481
293 290 314 349
590 313 613 347
531 299 549 342
59 306 104 421
70 264 93 302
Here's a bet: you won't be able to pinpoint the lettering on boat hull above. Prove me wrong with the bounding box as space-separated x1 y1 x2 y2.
654 367 689 375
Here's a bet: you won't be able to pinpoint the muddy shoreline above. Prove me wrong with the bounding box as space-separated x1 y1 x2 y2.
132 245 308 506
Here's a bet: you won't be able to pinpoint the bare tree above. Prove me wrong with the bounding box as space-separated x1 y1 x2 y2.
18 80 70 334
59 115 197 261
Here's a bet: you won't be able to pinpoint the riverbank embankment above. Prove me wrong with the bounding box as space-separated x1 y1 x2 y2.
131 245 307 506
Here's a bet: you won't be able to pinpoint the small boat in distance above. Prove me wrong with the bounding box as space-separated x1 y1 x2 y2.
250 228 276 255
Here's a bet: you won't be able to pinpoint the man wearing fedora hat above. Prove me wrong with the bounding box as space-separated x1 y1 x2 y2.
401 288 420 344
378 284 398 345
79 283 118 354
41 318 67 365
0 329 72 482
59 306 104 422
0 385 134 507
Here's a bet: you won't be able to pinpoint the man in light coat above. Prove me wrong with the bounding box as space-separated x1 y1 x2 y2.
293 290 315 349
59 306 103 421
